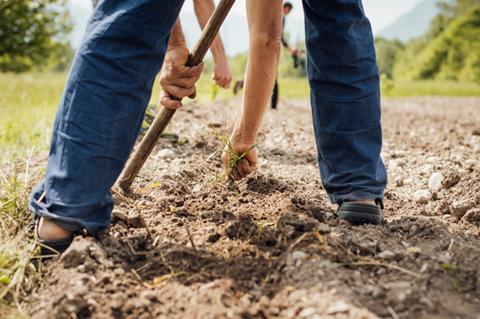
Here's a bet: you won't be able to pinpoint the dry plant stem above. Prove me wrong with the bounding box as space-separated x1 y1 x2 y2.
343 260 423 278
185 223 197 251
388 306 401 319
131 269 152 289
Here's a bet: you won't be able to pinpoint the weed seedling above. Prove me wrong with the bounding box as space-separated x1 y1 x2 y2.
215 129 256 187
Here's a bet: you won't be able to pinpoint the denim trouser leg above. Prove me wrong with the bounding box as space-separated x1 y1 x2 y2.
29 0 185 235
302 0 387 203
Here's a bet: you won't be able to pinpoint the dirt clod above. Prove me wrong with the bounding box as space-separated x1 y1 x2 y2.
450 199 476 219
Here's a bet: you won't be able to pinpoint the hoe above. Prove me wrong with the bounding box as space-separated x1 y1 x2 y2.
117 0 236 191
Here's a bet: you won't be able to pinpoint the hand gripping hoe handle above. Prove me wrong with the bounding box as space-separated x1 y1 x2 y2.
117 0 236 191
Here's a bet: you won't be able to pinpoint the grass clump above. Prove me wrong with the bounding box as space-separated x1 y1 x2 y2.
0 161 40 318
215 129 256 183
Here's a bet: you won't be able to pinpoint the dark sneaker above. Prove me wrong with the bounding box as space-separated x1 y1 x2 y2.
337 200 384 225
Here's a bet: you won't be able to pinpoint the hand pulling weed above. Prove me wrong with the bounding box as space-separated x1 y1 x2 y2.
215 127 256 186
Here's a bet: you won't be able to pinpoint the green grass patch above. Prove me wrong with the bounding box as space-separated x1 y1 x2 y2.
0 73 66 164
383 80 480 97
0 162 40 318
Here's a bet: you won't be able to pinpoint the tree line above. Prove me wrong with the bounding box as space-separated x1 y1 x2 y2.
376 0 480 83
1 0 478 83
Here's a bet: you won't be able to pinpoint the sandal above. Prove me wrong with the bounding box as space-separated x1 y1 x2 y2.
34 218 75 256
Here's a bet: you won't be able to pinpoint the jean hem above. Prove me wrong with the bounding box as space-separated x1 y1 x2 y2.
329 190 384 205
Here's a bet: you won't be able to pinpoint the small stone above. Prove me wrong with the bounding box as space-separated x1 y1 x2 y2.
413 190 431 204
450 199 476 219
404 177 413 185
420 164 434 176
259 159 268 168
112 211 129 223
388 160 399 172
317 223 330 234
462 208 480 226
326 301 350 314
377 250 396 260
299 307 318 317
428 172 444 192
114 268 125 275
395 176 404 187
387 281 412 303
291 250 307 261
140 290 157 302
157 148 175 159
127 213 144 228
442 173 461 189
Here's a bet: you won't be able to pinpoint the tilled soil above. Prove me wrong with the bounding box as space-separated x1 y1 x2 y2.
29 97 480 319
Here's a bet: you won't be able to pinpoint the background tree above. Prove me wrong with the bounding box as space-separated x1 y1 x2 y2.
392 0 480 83
375 38 404 78
0 0 72 72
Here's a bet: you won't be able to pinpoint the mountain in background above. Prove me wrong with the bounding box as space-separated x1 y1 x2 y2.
378 0 440 41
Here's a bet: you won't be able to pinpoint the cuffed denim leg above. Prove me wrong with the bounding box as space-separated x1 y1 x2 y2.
302 0 387 203
29 0 185 235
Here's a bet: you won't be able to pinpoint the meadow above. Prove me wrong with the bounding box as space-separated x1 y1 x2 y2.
2 71 480 163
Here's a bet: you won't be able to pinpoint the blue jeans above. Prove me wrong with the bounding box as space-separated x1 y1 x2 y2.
29 0 386 235
303 0 386 204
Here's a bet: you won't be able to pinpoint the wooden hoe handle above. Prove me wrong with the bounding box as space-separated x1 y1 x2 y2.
118 0 236 190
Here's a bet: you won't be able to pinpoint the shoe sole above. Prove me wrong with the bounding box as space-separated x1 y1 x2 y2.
338 203 383 225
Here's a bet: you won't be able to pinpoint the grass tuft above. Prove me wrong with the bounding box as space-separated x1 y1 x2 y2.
215 128 255 184
0 160 40 318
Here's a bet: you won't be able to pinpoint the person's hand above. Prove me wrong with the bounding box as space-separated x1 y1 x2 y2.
160 45 204 109
212 58 232 89
290 47 299 56
221 137 257 181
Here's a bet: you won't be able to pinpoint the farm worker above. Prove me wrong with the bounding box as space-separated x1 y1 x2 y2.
224 0 386 223
271 1 297 110
31 0 386 253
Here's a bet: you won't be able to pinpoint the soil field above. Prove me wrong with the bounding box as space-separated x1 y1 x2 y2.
28 97 480 319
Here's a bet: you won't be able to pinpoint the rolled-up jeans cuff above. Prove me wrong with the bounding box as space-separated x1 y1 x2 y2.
329 190 384 205
29 183 110 236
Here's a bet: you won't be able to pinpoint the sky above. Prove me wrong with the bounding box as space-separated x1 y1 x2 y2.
69 0 428 55
181 0 425 32
70 0 424 33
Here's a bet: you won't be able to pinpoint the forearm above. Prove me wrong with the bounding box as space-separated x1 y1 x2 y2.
193 0 228 64
235 0 283 144
168 19 186 48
